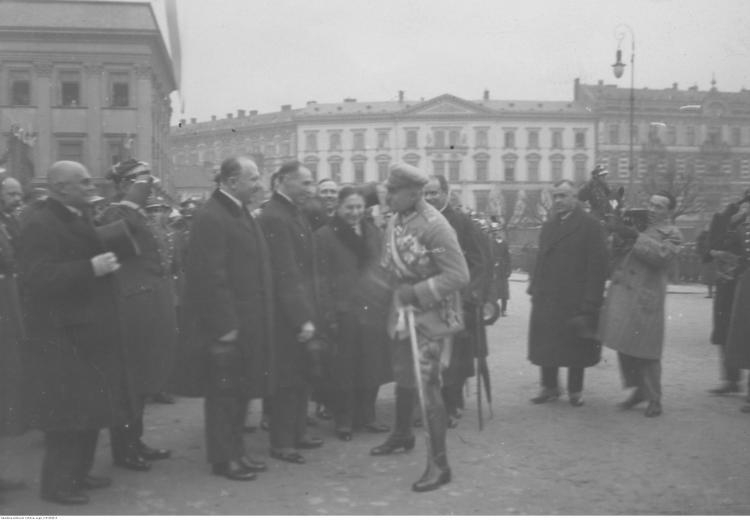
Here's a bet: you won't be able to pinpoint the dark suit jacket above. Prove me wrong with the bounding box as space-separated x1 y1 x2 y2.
257 192 316 389
528 206 608 368
441 205 490 304
19 198 131 431
99 203 177 395
174 190 275 398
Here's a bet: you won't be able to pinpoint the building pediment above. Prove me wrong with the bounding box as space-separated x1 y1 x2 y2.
400 94 493 116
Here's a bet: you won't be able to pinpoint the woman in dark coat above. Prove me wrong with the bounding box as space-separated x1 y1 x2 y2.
315 186 392 441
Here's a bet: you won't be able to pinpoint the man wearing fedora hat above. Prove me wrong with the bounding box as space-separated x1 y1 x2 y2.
99 159 175 472
370 163 468 493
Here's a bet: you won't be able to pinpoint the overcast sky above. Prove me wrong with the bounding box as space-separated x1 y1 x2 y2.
167 0 750 124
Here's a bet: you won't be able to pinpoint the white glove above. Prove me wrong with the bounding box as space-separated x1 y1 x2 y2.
91 252 120 277
297 321 315 343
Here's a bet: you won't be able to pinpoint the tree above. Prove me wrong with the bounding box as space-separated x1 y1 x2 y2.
637 157 704 221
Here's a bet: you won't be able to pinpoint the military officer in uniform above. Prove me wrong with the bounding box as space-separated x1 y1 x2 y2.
370 164 469 493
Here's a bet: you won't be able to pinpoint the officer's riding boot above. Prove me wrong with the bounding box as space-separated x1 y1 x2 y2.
412 382 451 492
370 386 416 455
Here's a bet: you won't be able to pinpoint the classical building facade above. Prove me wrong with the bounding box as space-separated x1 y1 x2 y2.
576 78 750 224
0 0 176 194
171 92 596 221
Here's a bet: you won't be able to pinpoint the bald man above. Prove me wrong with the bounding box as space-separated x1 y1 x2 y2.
19 161 131 505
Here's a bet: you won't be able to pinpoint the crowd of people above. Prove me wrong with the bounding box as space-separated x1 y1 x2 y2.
0 157 511 505
2 156 748 507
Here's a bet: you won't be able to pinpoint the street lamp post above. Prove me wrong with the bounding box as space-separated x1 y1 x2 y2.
612 24 636 206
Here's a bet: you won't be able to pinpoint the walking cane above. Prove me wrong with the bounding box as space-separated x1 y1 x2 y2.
475 305 484 431
406 306 431 450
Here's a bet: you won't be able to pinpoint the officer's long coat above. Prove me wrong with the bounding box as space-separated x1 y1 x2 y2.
528 206 608 368
99 202 177 395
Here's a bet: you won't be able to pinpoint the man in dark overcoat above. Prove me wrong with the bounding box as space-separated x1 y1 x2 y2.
19 161 129 505
257 160 323 464
179 156 274 480
705 196 750 395
489 223 512 316
424 174 490 425
0 176 28 495
528 179 608 406
99 159 174 472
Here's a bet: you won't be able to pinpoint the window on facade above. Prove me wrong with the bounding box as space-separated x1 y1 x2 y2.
527 159 540 182
503 161 515 182
377 161 389 181
305 133 317 151
686 126 696 146
329 161 342 183
280 141 290 157
406 130 418 149
265 143 276 156
732 127 742 147
106 140 122 166
353 161 366 183
475 159 488 181
59 70 81 106
574 159 587 182
434 130 445 148
377 132 389 149
574 131 586 148
609 124 619 145
732 159 741 178
404 154 420 167
353 132 365 151
304 160 318 180
631 125 640 144
329 133 341 151
504 131 515 149
551 158 563 181
707 126 722 146
449 130 460 147
527 130 539 149
448 160 460 182
58 139 84 163
475 129 488 148
9 70 31 106
666 126 677 146
110 72 130 107
474 190 490 213
433 160 446 177
551 130 563 149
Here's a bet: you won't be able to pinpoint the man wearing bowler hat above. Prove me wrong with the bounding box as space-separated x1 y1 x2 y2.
370 163 468 493
100 159 175 472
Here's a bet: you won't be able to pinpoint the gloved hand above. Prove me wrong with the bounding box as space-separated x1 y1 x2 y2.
396 284 418 306
91 252 120 277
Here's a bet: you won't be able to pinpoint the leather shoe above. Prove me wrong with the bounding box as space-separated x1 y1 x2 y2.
137 442 171 461
709 382 740 395
41 489 90 505
296 436 323 449
644 401 662 418
212 461 257 481
239 456 267 472
77 475 112 490
0 477 25 491
370 435 416 456
114 452 152 471
269 449 305 464
617 389 645 410
530 388 560 404
412 467 452 493
336 430 353 441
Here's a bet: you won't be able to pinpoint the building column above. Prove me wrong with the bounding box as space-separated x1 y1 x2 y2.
84 62 103 177
33 61 53 175
135 63 153 166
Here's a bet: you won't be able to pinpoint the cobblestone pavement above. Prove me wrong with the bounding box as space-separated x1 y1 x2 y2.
2 280 749 515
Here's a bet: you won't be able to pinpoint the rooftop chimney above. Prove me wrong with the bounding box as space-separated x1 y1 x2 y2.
306 100 317 106
398 90 404 102
250 110 258 116
673 83 678 90
179 118 186 126
189 117 197 124
598 79 604 86
344 98 357 102
211 115 216 121
237 109 246 118
483 89 490 101
281 104 291 111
